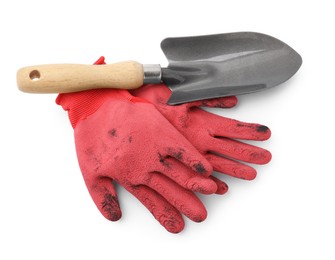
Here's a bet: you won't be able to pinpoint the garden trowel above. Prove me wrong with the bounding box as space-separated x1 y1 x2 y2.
17 32 302 105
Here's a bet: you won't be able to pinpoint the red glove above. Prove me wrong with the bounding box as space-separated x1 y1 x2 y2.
132 84 272 180
56 59 222 233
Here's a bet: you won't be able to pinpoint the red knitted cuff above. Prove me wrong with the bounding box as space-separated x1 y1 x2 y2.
56 89 117 128
56 88 150 128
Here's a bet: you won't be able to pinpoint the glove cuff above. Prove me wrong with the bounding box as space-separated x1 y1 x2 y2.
56 89 114 128
56 89 149 128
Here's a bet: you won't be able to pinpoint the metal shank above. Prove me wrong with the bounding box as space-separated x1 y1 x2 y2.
143 64 162 84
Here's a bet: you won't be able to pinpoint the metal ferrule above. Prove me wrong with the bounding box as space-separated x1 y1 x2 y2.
143 64 162 84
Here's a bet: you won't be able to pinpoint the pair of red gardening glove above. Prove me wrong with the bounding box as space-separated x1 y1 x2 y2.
56 57 271 233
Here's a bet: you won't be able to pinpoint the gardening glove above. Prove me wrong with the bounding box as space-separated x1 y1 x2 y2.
92 57 228 193
132 84 272 180
56 59 222 233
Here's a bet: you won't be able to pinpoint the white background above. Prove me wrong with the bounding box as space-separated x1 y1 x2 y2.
1 0 334 259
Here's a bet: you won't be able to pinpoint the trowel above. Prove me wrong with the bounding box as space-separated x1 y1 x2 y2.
17 32 302 105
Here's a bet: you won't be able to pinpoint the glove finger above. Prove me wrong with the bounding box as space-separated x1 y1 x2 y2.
206 153 258 180
192 109 271 141
163 146 212 177
144 173 208 223
212 116 271 141
156 158 217 194
209 175 229 195
186 96 238 109
126 185 185 233
84 177 122 221
208 137 272 165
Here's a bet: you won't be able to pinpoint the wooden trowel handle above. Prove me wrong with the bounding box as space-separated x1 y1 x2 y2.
17 61 144 93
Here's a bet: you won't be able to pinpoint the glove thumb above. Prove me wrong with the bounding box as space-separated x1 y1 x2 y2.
84 177 122 221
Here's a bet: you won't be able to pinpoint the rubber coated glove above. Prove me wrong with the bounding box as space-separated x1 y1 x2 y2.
132 84 272 181
56 60 223 233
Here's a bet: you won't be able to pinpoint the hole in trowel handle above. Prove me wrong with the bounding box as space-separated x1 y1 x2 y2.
29 70 40 81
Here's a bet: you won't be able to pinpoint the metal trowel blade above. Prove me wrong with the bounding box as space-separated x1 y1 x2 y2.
160 32 302 105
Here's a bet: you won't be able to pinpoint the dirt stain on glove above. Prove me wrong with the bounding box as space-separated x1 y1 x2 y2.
108 128 118 137
158 153 171 168
193 162 206 174
256 125 269 133
101 193 121 221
